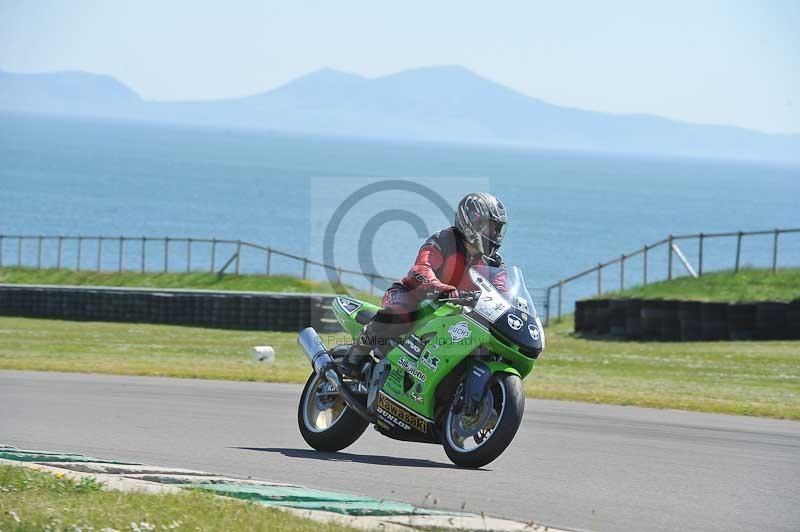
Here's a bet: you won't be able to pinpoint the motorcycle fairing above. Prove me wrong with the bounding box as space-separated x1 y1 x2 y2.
332 295 380 338
373 391 437 443
381 311 491 420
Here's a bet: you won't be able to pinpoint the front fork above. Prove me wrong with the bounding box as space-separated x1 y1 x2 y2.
458 360 522 416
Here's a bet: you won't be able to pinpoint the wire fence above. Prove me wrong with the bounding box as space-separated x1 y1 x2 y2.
0 234 395 295
0 232 552 310
544 227 800 325
5 227 794 325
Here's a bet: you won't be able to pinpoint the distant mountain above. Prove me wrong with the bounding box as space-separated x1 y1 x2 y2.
1 66 798 163
0 69 142 117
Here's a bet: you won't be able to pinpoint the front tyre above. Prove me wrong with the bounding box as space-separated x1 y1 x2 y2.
442 372 525 468
297 372 369 452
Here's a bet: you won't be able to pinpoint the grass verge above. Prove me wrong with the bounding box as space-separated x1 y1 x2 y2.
599 268 800 302
0 464 353 531
0 267 377 301
1 316 797 419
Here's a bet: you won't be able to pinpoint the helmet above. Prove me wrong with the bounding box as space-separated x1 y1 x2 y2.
455 192 508 256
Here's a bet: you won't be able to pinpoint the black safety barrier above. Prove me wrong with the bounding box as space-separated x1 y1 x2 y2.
575 298 800 341
0 284 335 332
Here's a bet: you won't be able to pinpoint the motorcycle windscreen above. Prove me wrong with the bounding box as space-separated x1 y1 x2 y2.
469 265 545 353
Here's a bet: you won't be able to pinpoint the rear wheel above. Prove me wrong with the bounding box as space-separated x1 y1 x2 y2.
442 372 525 468
297 371 369 452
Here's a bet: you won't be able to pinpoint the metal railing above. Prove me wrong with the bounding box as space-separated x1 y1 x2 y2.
0 234 395 295
544 227 800 325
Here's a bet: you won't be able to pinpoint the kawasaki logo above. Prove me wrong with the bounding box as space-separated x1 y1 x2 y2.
377 393 427 432
420 351 439 371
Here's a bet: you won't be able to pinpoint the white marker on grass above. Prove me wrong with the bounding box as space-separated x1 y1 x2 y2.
251 346 275 363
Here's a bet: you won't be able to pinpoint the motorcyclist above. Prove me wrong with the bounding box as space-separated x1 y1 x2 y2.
340 192 508 377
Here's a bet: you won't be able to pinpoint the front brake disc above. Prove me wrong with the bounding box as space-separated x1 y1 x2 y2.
454 389 494 438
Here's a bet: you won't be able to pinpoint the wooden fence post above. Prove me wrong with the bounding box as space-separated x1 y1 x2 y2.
302 258 308 280
56 236 63 270
97 237 103 272
210 239 217 273
164 237 169 273
0 235 3 267
141 237 146 273
735 231 743 273
667 235 674 280
557 280 563 323
37 236 43 269
186 238 192 273
266 247 272 275
643 245 648 286
620 254 625 291
597 263 602 295
369 274 375 295
17 237 23 267
772 229 779 273
545 286 552 326
76 236 82 271
118 237 124 272
235 240 242 274
698 233 704 276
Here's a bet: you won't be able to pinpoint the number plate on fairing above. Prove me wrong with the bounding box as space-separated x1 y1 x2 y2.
472 285 511 323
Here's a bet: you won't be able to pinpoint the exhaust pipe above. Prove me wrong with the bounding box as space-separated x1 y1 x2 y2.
297 327 374 422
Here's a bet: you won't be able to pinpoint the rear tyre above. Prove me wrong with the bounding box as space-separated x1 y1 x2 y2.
442 372 525 468
297 371 369 452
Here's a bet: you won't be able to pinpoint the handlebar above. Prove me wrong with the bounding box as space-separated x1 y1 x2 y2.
426 289 481 306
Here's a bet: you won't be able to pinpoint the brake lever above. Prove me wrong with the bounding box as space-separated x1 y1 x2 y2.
438 291 481 305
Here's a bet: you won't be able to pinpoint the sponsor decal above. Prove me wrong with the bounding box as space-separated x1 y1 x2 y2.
528 324 540 341
411 271 429 284
521 312 528 320
420 351 439 371
375 417 392 430
473 293 511 322
376 393 428 432
410 391 424 403
517 297 530 312
507 314 523 331
319 381 367 395
448 321 472 343
399 335 424 359
335 297 361 315
377 408 411 430
398 357 426 382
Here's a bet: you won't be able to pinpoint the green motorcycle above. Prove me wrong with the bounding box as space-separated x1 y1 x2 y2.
296 265 544 468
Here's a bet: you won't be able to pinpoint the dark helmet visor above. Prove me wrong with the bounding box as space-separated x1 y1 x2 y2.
479 220 507 245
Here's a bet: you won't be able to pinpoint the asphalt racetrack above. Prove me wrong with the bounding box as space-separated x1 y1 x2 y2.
2 370 799 532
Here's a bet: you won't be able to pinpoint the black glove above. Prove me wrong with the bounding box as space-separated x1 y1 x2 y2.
439 286 459 300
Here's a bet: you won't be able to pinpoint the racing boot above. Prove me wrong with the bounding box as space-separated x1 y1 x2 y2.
337 329 374 379
338 312 403 378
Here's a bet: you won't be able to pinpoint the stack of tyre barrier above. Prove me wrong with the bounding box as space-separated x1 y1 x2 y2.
574 298 800 341
0 284 335 332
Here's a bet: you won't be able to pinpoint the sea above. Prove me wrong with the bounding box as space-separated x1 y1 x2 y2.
1 112 798 315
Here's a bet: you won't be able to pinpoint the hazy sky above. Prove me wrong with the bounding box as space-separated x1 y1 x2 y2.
2 1 798 134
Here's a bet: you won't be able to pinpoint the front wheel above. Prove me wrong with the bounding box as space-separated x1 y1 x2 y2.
442 372 525 468
297 372 369 452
